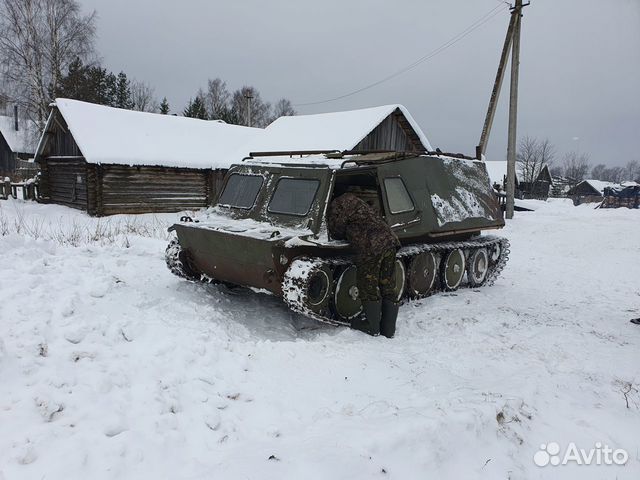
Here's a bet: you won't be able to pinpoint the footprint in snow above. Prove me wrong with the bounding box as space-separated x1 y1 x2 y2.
15 443 38 465
64 326 88 344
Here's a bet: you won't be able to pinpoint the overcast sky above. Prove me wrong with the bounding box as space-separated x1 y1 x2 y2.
78 0 639 166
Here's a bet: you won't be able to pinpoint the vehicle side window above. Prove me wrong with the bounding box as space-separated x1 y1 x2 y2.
268 178 320 216
218 174 263 209
384 177 414 214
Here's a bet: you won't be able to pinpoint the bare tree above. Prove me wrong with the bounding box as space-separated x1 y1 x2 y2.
271 98 296 122
604 166 624 183
563 152 591 182
623 160 640 182
229 86 272 128
0 0 96 122
131 79 157 112
538 139 555 169
516 136 538 184
203 78 230 120
591 164 606 180
516 136 555 185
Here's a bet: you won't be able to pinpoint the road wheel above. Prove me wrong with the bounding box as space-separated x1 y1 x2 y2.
304 265 332 315
407 252 437 297
467 248 489 287
392 259 406 302
442 248 466 291
333 265 362 322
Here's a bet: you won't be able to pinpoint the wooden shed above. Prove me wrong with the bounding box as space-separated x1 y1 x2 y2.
34 99 261 215
0 107 35 176
568 179 614 206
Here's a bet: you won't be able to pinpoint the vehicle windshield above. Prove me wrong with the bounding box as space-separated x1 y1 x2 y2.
218 173 263 209
268 178 320 216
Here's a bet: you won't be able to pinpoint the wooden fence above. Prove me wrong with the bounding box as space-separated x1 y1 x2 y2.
0 178 38 201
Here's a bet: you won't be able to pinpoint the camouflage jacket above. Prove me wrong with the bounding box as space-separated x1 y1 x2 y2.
327 193 400 257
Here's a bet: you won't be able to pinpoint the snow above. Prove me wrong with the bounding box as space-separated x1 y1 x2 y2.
582 179 616 195
431 188 494 226
1 198 639 480
44 99 263 169
430 158 497 226
192 207 313 241
244 154 346 169
243 104 432 154
0 115 36 154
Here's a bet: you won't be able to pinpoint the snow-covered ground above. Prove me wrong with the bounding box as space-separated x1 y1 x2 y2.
0 198 638 480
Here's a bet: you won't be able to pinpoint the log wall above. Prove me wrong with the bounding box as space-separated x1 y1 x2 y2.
40 159 226 216
98 164 210 215
39 158 88 210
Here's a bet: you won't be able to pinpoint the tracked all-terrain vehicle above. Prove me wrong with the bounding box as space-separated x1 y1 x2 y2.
166 151 509 325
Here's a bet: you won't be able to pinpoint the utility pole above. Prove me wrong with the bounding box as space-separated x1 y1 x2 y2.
477 1 528 220
505 0 525 219
245 93 253 127
477 13 516 159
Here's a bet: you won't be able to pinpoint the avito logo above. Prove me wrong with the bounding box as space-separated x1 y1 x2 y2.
534 442 628 467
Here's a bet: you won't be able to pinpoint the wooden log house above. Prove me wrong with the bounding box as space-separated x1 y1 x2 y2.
34 99 261 216
0 107 35 176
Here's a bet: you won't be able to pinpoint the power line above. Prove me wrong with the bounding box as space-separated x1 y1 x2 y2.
293 4 508 107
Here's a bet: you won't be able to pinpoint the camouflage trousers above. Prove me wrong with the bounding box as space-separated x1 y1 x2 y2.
356 248 397 302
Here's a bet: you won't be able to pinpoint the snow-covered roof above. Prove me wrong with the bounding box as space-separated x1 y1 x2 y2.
40 98 263 169
582 179 616 195
0 115 36 154
484 161 507 185
243 104 432 154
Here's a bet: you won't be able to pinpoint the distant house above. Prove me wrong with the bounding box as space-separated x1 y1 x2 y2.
518 164 553 200
0 107 36 175
568 179 615 206
483 161 555 201
244 104 432 154
601 182 640 209
34 99 261 215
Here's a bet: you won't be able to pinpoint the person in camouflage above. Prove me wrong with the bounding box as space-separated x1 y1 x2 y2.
327 192 401 337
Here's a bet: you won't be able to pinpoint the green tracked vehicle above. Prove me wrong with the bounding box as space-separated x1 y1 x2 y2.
166 151 509 325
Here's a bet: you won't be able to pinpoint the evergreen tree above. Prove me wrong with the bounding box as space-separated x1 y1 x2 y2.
113 72 133 109
97 69 116 105
159 97 170 114
183 96 208 119
57 57 114 106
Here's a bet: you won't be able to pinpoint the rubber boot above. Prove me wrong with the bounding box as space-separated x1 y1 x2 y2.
380 299 399 338
351 300 382 336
